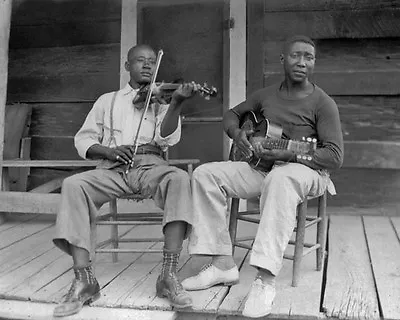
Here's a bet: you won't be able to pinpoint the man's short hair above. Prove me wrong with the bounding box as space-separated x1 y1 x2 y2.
127 44 155 61
282 35 316 55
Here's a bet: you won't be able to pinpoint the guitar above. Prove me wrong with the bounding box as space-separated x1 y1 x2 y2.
229 111 317 171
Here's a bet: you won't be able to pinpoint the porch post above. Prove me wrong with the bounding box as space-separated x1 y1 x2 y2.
222 0 246 161
0 0 12 224
223 0 246 210
120 0 138 88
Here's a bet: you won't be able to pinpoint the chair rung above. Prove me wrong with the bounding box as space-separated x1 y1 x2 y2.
236 236 255 242
234 242 253 250
302 244 320 256
118 237 163 243
288 240 317 248
96 221 161 225
96 239 112 248
238 210 260 215
305 217 322 227
238 216 260 223
283 244 321 260
292 217 322 232
283 253 294 260
95 248 163 253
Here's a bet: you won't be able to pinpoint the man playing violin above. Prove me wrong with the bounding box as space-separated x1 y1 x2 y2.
52 44 200 317
182 35 344 318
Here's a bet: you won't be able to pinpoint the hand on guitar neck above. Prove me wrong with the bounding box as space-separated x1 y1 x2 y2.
251 136 295 162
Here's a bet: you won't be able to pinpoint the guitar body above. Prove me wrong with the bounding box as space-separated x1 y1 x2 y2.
229 111 316 171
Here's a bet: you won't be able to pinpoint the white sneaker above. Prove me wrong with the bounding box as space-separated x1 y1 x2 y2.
242 277 276 318
181 263 239 291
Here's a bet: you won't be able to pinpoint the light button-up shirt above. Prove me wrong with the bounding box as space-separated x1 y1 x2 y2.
74 83 181 159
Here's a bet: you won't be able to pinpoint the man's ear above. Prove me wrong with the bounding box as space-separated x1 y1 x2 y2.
280 54 284 64
124 61 130 72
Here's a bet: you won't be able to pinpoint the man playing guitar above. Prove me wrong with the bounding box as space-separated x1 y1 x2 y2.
182 35 344 318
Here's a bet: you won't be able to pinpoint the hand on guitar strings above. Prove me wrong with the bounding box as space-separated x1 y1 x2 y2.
233 128 254 158
251 137 295 162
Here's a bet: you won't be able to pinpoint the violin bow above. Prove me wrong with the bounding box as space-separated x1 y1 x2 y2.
125 49 164 174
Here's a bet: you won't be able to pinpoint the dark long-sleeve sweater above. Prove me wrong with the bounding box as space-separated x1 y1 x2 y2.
229 83 344 171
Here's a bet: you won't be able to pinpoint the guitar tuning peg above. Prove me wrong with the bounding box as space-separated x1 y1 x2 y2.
307 156 312 161
312 138 317 143
205 96 210 101
301 136 305 141
297 154 301 159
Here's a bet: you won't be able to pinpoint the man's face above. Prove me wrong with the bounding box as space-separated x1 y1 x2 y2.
281 41 316 83
125 47 157 87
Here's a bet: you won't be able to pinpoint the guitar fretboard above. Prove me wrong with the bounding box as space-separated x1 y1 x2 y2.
262 139 290 150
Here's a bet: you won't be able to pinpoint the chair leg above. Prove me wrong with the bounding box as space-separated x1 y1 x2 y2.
110 199 118 262
90 220 97 272
228 198 240 256
292 200 307 287
316 191 327 271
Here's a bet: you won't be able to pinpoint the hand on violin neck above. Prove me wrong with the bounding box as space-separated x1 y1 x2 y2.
170 81 201 105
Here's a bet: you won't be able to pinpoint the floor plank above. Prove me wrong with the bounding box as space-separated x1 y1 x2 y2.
31 224 137 303
219 221 324 318
0 299 176 320
92 225 166 308
363 216 400 320
272 224 324 319
0 247 64 295
1 210 397 319
323 216 380 319
0 226 54 277
0 220 53 250
390 217 400 240
0 213 40 232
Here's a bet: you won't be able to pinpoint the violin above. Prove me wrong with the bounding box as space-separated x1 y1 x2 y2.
132 81 218 105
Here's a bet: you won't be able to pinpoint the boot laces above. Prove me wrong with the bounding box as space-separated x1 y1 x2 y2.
169 272 185 295
62 279 77 302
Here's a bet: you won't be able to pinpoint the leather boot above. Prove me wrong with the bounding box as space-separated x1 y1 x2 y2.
156 272 192 308
53 265 101 317
53 279 100 317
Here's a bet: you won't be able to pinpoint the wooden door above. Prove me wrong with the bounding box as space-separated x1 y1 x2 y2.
137 0 225 163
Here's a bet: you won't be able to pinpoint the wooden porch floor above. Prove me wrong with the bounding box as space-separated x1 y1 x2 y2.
0 209 399 320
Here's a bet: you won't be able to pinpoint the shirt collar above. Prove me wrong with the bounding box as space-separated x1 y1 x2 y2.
121 83 140 96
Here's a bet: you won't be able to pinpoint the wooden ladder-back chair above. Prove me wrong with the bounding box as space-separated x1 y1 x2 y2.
92 152 200 262
228 149 328 287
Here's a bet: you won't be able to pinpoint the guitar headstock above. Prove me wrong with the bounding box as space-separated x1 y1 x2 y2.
199 82 218 100
294 137 317 161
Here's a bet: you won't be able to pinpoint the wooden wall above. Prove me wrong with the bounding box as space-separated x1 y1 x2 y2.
249 0 400 211
7 0 121 188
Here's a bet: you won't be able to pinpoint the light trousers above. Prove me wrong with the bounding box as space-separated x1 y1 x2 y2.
53 155 193 256
188 161 330 276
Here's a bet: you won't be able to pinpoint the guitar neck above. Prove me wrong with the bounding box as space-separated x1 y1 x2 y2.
261 138 290 150
261 138 305 153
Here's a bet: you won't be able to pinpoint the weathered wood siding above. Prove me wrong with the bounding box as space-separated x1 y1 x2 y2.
7 0 121 188
248 0 400 211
